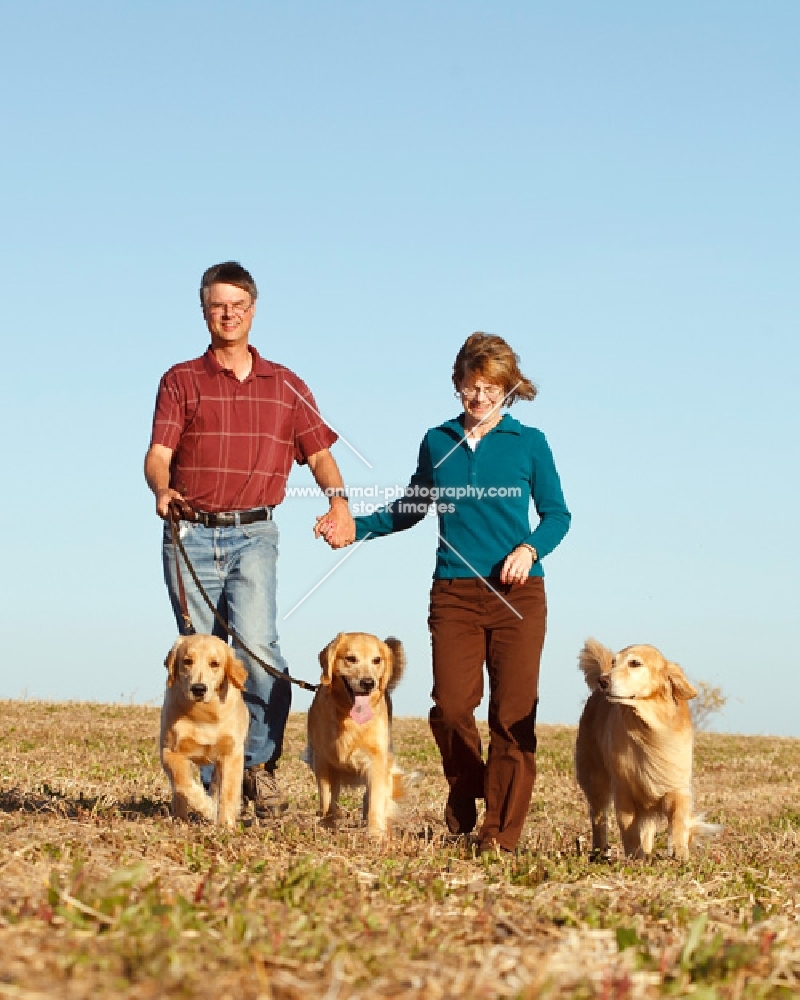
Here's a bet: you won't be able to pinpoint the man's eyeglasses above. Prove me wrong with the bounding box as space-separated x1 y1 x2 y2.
459 384 504 401
206 300 252 317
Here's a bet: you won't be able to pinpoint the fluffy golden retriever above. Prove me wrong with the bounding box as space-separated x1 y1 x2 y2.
160 635 249 828
575 638 715 861
305 632 406 838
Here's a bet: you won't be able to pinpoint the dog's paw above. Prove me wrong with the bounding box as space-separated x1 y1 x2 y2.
318 811 338 829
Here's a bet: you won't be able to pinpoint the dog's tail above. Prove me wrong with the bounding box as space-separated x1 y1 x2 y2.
669 814 722 858
689 815 723 843
384 637 406 692
578 638 614 691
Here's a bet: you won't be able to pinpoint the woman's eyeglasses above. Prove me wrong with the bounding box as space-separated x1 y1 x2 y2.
459 384 504 401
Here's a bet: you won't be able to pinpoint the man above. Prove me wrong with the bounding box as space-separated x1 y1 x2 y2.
145 261 353 816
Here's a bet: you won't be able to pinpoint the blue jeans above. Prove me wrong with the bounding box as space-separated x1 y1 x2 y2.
162 518 292 770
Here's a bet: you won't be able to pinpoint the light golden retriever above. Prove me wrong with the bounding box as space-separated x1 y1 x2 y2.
160 635 249 828
305 632 406 838
575 638 716 861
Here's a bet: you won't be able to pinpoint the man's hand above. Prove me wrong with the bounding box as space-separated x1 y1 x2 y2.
499 544 536 585
315 501 356 549
144 444 186 519
306 448 356 549
156 488 189 520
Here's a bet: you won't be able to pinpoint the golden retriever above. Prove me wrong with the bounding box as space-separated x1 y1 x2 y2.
160 635 249 828
305 632 406 838
575 638 716 861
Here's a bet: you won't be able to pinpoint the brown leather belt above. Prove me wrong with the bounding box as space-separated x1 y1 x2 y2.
186 506 274 528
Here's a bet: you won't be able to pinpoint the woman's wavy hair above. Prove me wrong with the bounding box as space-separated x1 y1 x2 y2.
452 332 537 405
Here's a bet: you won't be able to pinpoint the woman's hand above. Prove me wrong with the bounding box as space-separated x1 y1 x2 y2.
499 544 537 585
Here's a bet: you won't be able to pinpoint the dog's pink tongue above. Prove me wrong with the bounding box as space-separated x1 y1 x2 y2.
350 695 373 724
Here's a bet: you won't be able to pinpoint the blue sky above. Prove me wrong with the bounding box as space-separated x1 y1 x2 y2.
1 2 797 736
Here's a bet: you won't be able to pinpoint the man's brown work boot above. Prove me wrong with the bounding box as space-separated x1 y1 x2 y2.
242 764 289 818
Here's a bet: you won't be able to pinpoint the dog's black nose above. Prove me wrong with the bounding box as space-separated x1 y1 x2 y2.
359 677 376 693
598 675 610 691
190 683 208 699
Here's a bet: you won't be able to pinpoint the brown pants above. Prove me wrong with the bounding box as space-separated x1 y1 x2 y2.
428 577 547 851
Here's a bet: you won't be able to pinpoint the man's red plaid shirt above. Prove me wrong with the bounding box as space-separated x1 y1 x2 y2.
150 346 337 512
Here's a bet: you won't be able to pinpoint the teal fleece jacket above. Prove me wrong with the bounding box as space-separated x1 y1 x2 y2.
354 413 570 579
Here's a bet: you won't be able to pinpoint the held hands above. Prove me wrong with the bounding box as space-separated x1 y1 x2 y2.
499 544 537 585
314 502 356 549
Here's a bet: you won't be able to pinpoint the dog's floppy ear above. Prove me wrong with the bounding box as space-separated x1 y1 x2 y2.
578 638 613 691
225 649 248 690
666 660 698 702
383 636 405 692
318 633 344 686
164 638 184 687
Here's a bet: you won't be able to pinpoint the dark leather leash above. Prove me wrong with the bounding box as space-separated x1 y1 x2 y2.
167 500 319 692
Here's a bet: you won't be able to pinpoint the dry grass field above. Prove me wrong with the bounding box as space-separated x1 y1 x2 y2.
1 699 798 999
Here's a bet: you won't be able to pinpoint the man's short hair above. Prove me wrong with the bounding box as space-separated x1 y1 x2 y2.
200 262 258 306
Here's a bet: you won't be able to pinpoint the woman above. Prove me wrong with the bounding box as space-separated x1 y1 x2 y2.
322 333 570 852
